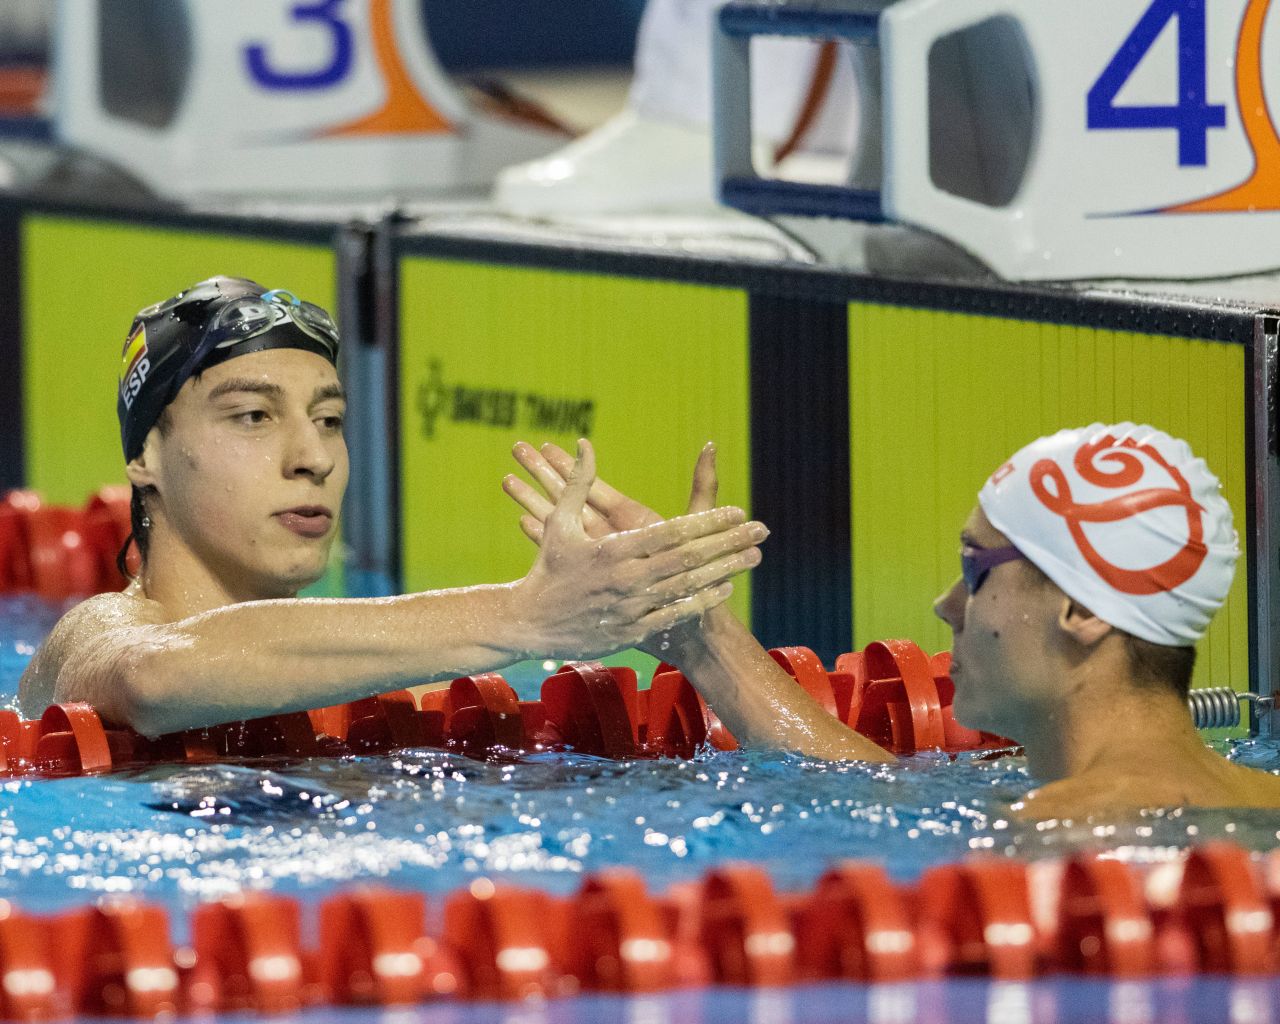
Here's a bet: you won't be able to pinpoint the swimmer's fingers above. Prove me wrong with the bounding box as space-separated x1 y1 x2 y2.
602 506 749 560
540 442 663 531
519 514 545 545
686 442 719 515
632 522 765 588
503 473 554 524
513 441 611 537
513 440 568 501
635 582 735 636
543 440 596 542
634 546 761 611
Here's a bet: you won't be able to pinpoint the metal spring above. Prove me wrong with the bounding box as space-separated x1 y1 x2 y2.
1187 688 1273 730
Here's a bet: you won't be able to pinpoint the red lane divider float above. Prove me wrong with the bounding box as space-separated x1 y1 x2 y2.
0 640 1015 781
0 488 134 602
795 862 917 982
1 843 1276 1020
1 640 1016 781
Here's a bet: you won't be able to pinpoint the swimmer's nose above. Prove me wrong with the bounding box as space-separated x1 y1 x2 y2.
934 577 966 633
283 418 337 482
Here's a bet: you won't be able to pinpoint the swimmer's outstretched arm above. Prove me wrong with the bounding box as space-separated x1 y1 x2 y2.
21 442 766 737
505 441 894 764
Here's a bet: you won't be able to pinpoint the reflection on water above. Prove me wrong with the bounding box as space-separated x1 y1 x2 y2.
3 741 1280 919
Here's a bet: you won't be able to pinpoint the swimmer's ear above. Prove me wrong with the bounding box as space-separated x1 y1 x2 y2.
124 430 162 489
1057 597 1112 648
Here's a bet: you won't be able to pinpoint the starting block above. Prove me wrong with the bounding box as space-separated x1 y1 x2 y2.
714 0 1280 281
53 0 565 202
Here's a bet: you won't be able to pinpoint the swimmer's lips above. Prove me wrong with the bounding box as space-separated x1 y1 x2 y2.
275 506 334 539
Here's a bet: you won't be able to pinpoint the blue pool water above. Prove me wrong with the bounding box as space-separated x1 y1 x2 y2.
2 594 1279 1022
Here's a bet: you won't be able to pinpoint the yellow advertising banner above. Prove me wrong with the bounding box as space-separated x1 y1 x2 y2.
398 258 753 673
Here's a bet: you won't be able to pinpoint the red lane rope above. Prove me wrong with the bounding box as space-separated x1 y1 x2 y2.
1 637 1012 779
0 488 134 601
0 842 1275 1018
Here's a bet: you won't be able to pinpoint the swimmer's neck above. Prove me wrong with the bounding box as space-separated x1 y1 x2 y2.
135 530 303 618
1017 664 1210 785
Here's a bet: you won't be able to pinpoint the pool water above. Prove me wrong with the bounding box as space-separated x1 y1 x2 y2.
2 595 1279 1022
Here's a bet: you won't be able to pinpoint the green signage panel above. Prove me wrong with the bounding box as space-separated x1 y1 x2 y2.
398 258 752 672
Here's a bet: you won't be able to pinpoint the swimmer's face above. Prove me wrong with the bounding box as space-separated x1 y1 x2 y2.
933 507 1065 738
137 347 348 598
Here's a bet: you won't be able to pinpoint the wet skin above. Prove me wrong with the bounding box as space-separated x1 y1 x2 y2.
932 506 1068 743
505 441 893 763
934 507 1280 817
135 348 349 610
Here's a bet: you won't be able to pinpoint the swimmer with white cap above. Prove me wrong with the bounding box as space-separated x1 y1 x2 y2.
506 425 1280 817
18 278 766 735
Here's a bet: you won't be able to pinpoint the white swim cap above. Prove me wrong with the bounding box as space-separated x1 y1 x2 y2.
978 423 1238 647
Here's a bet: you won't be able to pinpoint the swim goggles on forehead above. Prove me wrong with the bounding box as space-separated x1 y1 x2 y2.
203 289 339 357
172 288 340 386
961 544 1025 594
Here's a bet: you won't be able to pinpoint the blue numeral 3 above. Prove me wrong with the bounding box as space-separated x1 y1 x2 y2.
1087 0 1227 166
245 0 354 90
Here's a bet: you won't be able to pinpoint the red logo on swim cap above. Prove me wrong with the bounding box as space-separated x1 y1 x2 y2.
990 461 1015 486
1029 434 1207 596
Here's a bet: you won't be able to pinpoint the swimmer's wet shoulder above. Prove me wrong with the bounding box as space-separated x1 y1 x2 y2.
1012 754 1280 820
17 584 169 719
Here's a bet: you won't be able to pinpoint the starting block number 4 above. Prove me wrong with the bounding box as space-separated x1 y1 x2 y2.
1086 0 1227 168
878 0 1279 279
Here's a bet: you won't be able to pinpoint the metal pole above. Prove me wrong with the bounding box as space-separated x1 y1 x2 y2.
336 221 398 598
1250 312 1280 736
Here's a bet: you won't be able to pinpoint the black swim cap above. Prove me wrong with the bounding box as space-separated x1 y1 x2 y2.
117 276 340 461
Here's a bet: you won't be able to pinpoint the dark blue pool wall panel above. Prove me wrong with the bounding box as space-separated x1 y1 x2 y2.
422 0 645 71
748 295 853 663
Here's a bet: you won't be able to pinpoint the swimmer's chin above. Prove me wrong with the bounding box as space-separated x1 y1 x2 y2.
254 560 331 598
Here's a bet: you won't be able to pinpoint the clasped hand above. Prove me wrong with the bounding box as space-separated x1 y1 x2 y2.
511 440 763 659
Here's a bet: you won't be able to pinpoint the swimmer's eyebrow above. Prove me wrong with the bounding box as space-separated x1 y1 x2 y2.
960 531 977 547
206 379 283 402
204 380 346 406
310 383 346 407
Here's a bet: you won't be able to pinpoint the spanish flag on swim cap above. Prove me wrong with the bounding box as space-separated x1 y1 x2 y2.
978 423 1238 647
117 276 339 462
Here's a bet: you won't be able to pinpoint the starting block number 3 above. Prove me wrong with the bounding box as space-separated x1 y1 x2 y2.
245 0 355 90
1087 0 1227 166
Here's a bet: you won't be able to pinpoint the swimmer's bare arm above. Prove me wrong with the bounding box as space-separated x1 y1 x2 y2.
19 442 766 737
505 441 894 763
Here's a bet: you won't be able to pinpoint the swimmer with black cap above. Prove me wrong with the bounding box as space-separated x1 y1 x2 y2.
505 427 1280 817
18 277 768 736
